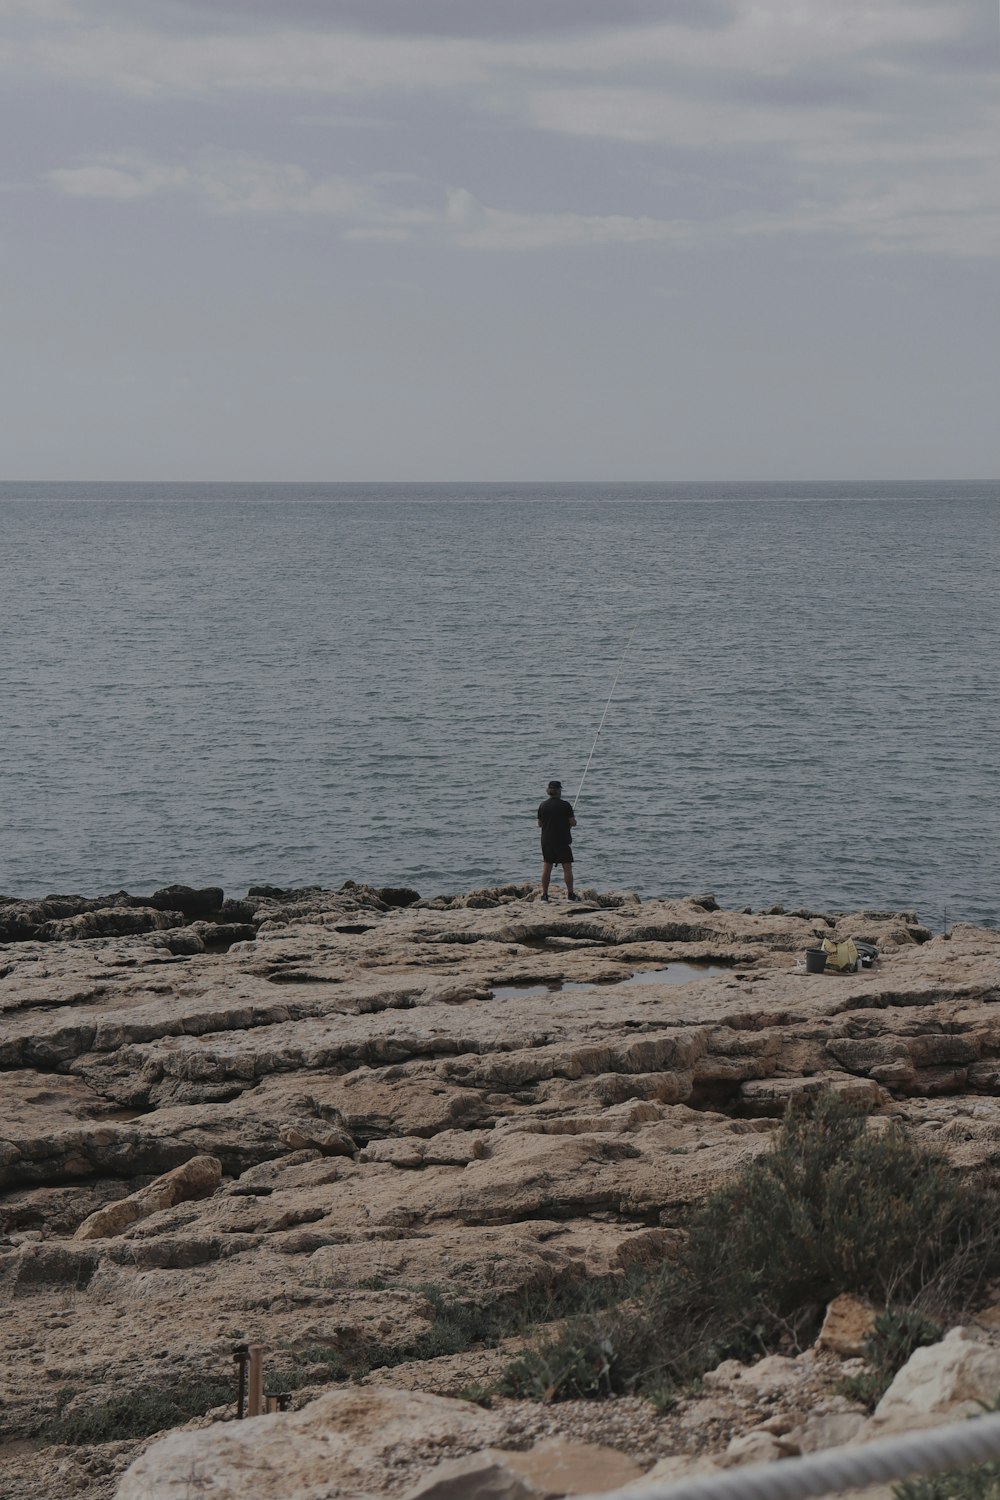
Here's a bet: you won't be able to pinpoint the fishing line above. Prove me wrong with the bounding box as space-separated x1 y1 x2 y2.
573 621 638 812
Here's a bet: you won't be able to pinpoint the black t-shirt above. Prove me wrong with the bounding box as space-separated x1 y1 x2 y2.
537 796 574 844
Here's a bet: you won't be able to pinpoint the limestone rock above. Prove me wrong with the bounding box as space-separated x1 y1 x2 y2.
377 887 422 909
622 1455 720 1490
406 1453 536 1500
721 1430 799 1465
74 1155 222 1240
11 1240 98 1286
115 1387 505 1500
703 1354 802 1395
740 1075 886 1118
3 885 1000 1500
787 1412 866 1452
37 907 184 941
150 926 207 955
611 1227 685 1271
870 1327 1000 1432
817 1294 878 1357
150 885 224 919
502 1438 646 1496
0 891 150 943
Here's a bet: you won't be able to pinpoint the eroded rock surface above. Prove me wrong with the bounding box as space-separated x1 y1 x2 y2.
1 883 998 1499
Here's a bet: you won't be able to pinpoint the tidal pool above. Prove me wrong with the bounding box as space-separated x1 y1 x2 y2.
491 963 731 1001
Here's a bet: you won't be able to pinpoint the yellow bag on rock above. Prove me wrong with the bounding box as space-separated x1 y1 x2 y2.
822 937 859 972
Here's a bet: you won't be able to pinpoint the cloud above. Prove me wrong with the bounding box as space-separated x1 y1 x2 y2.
20 0 999 259
526 86 884 150
457 208 691 252
11 1 976 99
444 185 693 249
162 0 736 42
44 129 1000 259
48 155 188 199
523 78 1000 173
0 0 77 16
25 25 489 98
342 226 413 241
45 150 438 227
44 150 697 250
746 166 1000 258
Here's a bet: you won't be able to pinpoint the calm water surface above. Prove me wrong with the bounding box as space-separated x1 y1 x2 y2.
1 481 997 927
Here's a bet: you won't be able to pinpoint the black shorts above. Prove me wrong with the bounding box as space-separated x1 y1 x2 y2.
542 845 573 865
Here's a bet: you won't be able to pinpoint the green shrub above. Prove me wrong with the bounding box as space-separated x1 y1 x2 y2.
403 1278 629 1363
502 1323 617 1401
894 1402 1000 1500
279 1345 354 1390
895 1465 1000 1500
44 1380 233 1444
500 1271 718 1400
686 1093 991 1338
503 1092 1000 1402
456 1382 494 1407
272 1275 636 1398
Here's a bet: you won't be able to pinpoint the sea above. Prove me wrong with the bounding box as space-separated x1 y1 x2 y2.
1 481 997 929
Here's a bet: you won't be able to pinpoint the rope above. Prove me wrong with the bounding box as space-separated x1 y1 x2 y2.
577 1412 1000 1500
574 623 638 813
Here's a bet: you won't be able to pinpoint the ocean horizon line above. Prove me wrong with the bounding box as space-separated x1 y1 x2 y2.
1 477 997 501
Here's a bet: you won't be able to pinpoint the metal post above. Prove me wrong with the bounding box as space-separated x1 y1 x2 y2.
233 1343 249 1419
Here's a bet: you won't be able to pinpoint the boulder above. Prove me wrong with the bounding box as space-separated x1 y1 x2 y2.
870 1328 1000 1433
190 920 258 948
703 1354 803 1395
0 892 148 943
150 927 207 955
611 1227 685 1271
377 887 422 909
621 1455 720 1490
816 1294 878 1358
502 1439 646 1496
408 1440 645 1500
219 898 258 922
36 907 183 941
722 1430 799 1465
0 897 89 943
11 1242 98 1287
150 886 224 919
115 1387 504 1500
406 1454 536 1500
786 1412 866 1453
74 1154 222 1240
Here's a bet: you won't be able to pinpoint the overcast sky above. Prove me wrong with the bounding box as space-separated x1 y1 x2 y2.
2 0 998 481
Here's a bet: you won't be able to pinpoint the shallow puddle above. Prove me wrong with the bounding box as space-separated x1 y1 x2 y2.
491 963 731 1001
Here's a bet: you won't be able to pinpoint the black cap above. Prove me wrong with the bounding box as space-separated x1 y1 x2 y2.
546 780 562 795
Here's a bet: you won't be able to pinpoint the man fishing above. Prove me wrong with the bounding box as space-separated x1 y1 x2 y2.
537 625 635 903
537 779 580 902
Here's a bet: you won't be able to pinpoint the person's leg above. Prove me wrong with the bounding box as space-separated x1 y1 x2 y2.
564 860 575 898
541 861 553 898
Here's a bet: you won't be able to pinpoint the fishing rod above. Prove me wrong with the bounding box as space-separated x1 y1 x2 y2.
573 622 638 812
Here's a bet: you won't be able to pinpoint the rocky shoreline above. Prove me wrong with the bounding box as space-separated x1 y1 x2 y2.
2 881 1000 1500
